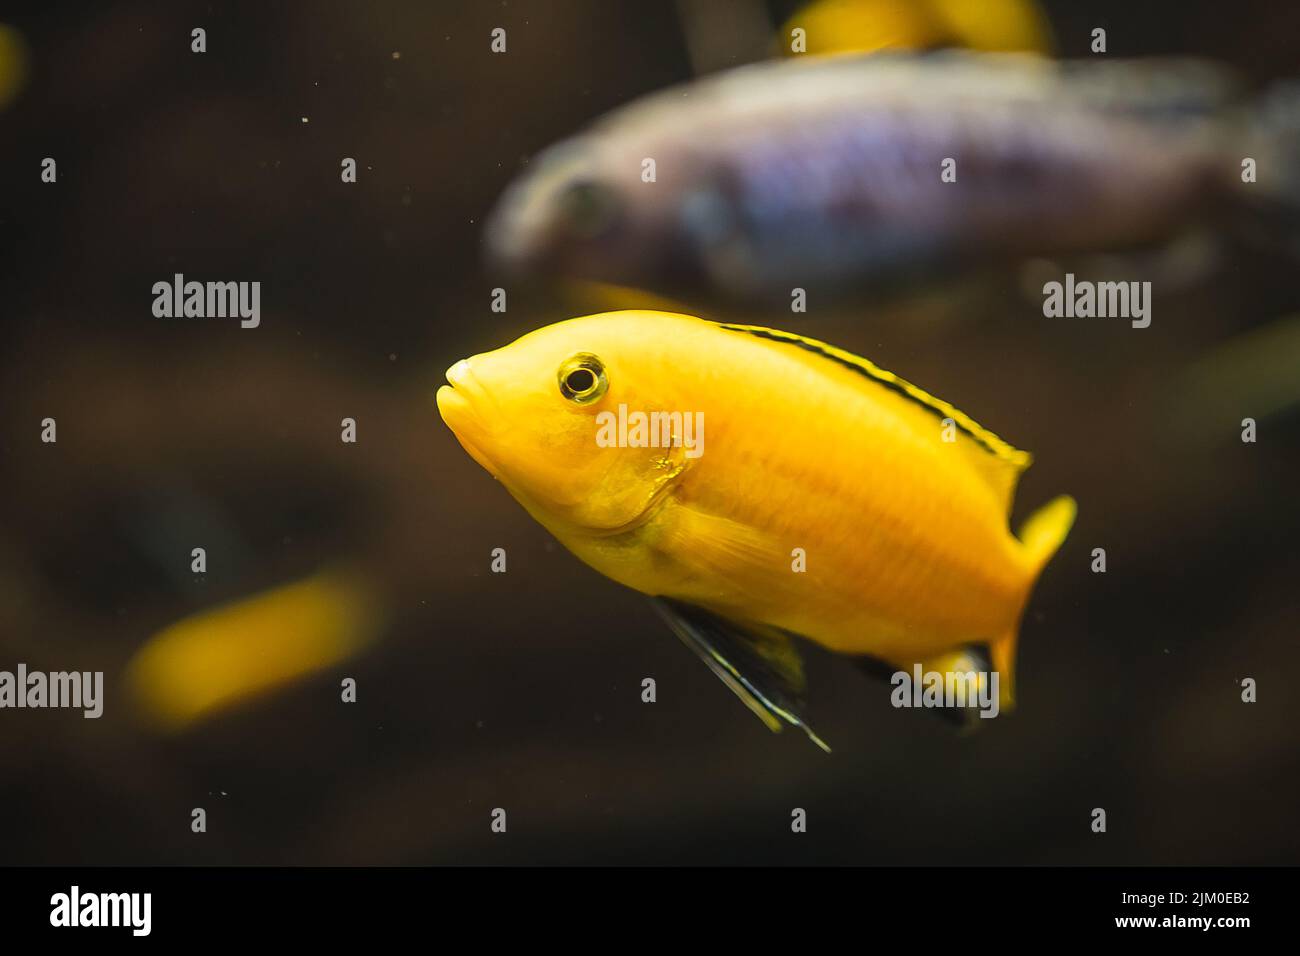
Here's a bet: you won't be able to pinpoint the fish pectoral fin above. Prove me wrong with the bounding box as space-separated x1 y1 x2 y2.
650 598 831 753
659 506 786 588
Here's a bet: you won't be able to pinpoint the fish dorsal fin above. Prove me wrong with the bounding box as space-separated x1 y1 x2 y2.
719 323 1032 516
650 597 831 752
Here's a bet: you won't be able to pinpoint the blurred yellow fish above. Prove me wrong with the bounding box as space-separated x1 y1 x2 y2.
437 311 1075 748
779 0 1054 57
126 569 382 732
0 23 29 110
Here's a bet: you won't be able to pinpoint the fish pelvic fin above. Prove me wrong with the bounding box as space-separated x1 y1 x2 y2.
650 598 831 752
993 494 1077 710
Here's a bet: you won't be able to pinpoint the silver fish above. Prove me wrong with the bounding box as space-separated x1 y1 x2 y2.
486 51 1299 304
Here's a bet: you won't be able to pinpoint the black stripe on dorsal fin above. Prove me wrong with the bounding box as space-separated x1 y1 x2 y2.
719 322 1032 470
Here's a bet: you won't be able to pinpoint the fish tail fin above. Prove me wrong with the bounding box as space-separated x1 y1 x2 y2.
1018 494 1077 574
993 494 1077 710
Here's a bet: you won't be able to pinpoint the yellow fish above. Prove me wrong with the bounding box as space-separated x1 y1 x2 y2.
778 0 1054 58
126 569 383 732
437 311 1075 748
0 24 29 111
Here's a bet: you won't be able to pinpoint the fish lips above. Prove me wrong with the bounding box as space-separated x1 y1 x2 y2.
436 360 501 478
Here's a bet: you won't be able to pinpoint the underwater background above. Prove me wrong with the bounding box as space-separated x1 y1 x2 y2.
1 0 1297 864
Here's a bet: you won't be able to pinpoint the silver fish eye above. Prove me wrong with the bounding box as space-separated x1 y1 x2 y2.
558 353 608 404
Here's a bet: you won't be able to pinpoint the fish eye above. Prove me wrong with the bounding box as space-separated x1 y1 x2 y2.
557 353 608 405
556 179 619 239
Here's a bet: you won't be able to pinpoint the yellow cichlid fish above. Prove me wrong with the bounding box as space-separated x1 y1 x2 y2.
437 311 1075 749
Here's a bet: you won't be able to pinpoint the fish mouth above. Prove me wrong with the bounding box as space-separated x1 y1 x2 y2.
436 360 499 476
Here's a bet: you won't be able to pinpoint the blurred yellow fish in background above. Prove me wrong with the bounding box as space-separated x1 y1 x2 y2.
126 569 383 732
778 0 1054 57
437 311 1075 748
0 23 29 110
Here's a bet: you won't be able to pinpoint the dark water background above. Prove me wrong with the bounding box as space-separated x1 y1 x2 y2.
0 0 1297 864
